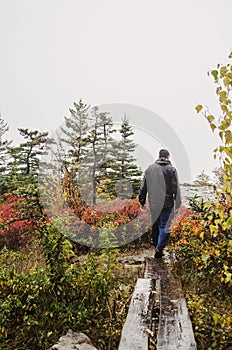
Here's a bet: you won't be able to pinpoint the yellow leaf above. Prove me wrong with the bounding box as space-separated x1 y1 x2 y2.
225 272 232 283
204 201 211 209
207 115 215 123
200 232 204 239
219 211 225 220
219 131 223 140
209 225 217 234
195 105 203 113
219 90 229 104
214 250 220 257
214 219 220 225
225 130 232 144
210 123 217 132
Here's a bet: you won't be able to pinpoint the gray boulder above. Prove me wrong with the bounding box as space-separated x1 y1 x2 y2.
49 329 98 350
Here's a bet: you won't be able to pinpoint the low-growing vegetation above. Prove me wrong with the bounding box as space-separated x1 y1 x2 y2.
170 204 232 349
0 233 144 350
170 52 232 350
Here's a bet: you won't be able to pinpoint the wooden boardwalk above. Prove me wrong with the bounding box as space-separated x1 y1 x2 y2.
118 253 197 350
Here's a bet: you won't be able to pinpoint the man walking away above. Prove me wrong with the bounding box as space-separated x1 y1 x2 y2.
139 149 181 258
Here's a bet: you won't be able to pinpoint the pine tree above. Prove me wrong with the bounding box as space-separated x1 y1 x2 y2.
55 101 117 205
110 116 142 198
6 128 48 208
54 100 91 206
0 114 9 141
60 100 90 169
9 129 48 177
51 102 142 204
0 128 49 227
84 106 116 205
0 115 11 194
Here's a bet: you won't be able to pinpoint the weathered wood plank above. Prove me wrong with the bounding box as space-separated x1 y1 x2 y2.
118 278 152 350
145 257 197 350
119 255 196 350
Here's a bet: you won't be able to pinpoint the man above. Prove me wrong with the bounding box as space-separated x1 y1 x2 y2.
139 149 181 258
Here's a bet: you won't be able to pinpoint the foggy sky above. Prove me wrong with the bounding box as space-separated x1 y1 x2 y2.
0 0 231 181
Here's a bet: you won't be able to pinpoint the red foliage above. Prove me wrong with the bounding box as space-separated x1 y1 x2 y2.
71 198 144 227
0 196 36 249
42 193 151 246
170 205 202 245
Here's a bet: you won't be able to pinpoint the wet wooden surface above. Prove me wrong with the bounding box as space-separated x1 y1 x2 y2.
145 256 197 350
118 278 152 350
118 253 197 350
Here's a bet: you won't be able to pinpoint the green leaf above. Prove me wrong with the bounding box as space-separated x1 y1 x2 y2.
195 105 203 113
201 254 210 262
211 70 218 81
226 217 232 228
213 313 220 325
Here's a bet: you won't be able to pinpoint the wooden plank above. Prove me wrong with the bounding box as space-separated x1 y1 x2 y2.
145 257 197 350
118 278 152 350
157 298 196 350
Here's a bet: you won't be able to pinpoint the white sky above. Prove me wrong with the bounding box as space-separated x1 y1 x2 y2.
0 0 231 182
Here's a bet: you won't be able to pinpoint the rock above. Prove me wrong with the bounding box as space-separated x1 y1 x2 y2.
181 182 192 187
180 184 216 207
49 329 98 350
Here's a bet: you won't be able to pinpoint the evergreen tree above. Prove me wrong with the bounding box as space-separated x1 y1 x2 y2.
0 115 11 194
110 116 142 198
84 106 116 205
7 128 48 212
0 114 9 141
9 129 48 177
52 101 142 204
55 100 91 205
60 100 90 169
194 170 211 186
0 128 49 226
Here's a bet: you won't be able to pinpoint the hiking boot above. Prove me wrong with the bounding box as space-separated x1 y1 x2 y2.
154 250 164 258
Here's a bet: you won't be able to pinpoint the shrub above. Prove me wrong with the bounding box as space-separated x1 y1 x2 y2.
0 229 137 350
0 195 36 249
170 205 232 349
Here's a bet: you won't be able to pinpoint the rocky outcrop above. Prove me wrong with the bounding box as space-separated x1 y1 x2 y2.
180 183 215 206
49 329 98 350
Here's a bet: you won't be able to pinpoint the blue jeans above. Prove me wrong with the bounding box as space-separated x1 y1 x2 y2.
151 207 174 251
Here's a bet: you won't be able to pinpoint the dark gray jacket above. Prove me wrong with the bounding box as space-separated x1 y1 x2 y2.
139 158 181 210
